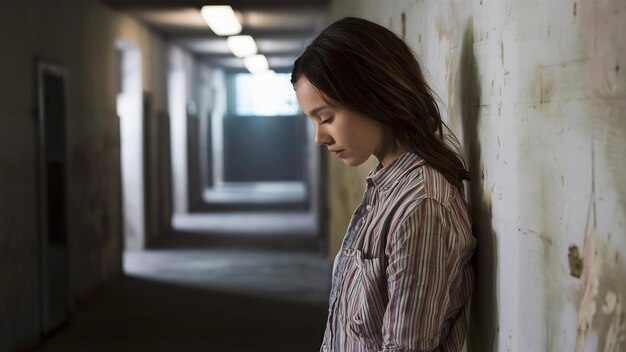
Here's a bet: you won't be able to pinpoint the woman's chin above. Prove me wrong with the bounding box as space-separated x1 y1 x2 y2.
342 156 367 167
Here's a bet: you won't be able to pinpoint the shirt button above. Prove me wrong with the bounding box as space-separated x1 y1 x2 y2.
322 344 328 352
366 204 372 211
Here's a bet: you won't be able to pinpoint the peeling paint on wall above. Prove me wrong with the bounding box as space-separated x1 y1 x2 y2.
576 1 626 350
575 231 626 352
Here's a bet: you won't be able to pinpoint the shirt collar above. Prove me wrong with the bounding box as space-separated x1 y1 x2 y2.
367 152 426 191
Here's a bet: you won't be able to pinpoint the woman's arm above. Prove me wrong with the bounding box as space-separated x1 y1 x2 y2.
381 197 470 352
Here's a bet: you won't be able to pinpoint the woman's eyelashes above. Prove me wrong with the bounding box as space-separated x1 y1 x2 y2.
320 115 334 124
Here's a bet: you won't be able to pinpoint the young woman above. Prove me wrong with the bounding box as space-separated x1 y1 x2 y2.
292 17 476 352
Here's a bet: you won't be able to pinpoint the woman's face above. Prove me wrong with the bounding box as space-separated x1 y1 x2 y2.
295 76 391 167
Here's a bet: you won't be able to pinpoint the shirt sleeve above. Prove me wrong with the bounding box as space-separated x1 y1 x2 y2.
381 197 462 352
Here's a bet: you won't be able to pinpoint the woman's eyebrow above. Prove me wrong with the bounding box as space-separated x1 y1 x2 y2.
307 105 329 117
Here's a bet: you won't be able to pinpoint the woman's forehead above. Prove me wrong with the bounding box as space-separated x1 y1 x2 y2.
296 78 327 109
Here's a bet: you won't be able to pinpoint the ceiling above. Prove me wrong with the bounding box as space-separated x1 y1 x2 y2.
102 0 331 71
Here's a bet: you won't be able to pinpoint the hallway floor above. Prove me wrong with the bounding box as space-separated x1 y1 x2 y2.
34 230 331 352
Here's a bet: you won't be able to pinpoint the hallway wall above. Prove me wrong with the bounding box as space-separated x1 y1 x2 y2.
0 1 179 350
324 0 626 350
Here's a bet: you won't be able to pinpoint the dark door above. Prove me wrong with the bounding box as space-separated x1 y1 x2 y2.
37 62 71 334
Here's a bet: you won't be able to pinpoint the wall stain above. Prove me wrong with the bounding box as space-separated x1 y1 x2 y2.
532 69 555 105
542 76 553 104
574 2 577 16
446 52 458 130
435 16 446 43
401 12 406 39
500 36 504 67
580 0 626 277
568 244 584 278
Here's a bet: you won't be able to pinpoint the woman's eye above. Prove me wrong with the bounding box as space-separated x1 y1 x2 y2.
321 116 334 124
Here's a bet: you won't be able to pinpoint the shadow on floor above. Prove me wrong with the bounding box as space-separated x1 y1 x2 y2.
33 223 330 352
155 231 321 253
34 274 327 352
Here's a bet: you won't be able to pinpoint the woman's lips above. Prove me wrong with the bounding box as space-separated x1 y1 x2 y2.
331 149 345 158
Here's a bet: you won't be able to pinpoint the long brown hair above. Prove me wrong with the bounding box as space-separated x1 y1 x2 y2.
292 17 470 192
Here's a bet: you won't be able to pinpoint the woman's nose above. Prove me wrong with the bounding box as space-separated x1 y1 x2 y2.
314 126 332 145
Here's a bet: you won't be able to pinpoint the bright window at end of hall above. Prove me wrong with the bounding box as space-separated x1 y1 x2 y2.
234 71 299 116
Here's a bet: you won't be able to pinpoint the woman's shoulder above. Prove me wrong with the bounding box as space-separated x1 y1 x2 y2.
393 163 458 207
420 164 459 205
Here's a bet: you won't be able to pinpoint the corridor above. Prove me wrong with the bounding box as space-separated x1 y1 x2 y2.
34 225 330 352
3 0 626 351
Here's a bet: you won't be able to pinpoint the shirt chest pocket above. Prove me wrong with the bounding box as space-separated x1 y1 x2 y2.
343 249 388 344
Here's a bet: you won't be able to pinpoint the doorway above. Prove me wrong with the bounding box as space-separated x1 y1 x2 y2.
116 41 146 251
36 60 71 335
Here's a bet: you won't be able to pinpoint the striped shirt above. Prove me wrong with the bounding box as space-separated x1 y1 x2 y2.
321 152 476 352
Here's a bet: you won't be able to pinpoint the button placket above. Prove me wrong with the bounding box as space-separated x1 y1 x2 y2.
326 178 377 352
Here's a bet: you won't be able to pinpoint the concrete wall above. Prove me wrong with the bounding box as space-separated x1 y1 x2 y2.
116 13 171 249
223 115 306 182
0 1 173 350
211 69 228 187
188 64 213 210
168 46 210 214
325 0 626 350
197 65 215 190
168 48 215 213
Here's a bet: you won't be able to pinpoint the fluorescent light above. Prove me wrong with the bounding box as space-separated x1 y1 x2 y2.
200 6 241 36
226 35 257 58
244 54 269 74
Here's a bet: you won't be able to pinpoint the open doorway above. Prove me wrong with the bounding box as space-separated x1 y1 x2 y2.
116 41 145 251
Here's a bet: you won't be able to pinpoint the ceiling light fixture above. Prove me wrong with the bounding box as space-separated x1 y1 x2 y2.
226 35 258 58
244 54 269 74
200 6 241 36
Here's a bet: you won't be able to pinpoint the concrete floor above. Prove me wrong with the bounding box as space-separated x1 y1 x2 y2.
33 228 331 352
172 212 317 237
202 182 307 204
